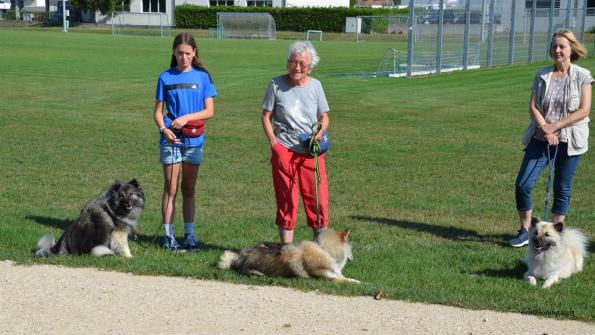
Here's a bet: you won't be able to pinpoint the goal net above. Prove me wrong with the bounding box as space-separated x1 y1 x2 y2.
111 12 171 37
216 12 276 40
305 30 322 41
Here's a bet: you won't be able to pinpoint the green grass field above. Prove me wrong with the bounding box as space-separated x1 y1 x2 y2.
1 28 594 321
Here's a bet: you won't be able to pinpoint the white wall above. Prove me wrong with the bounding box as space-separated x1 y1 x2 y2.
22 0 47 12
175 0 209 6
283 0 349 7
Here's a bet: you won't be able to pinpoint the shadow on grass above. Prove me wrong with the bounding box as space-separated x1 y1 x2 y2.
27 215 72 230
350 215 510 246
130 234 228 252
27 215 228 253
473 261 527 279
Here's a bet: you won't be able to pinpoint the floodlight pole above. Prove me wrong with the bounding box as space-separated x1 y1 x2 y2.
62 0 67 32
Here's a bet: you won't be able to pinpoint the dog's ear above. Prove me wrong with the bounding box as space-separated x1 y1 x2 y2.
129 178 141 190
338 229 350 241
530 217 540 228
110 181 124 192
554 222 564 233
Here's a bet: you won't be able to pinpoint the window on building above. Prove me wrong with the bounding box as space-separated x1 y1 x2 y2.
210 0 235 6
143 0 166 13
588 0 595 15
525 0 561 16
525 0 561 9
247 0 273 6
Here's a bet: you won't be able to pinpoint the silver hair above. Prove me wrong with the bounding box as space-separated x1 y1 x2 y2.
287 40 320 68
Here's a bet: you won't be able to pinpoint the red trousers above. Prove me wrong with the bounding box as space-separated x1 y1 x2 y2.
271 142 328 230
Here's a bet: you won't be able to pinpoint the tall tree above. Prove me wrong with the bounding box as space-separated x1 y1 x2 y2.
70 0 129 23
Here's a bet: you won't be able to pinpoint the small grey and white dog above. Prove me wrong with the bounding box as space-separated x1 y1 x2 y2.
35 179 145 258
524 217 588 288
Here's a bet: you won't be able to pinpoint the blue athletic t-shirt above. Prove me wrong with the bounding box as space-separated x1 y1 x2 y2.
156 67 217 147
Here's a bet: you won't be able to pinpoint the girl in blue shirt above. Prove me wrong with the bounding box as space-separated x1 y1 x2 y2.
153 32 217 251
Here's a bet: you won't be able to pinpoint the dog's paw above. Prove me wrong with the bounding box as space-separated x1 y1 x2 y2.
527 276 537 286
542 278 557 289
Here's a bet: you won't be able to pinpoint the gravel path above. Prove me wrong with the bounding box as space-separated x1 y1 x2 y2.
1 260 593 334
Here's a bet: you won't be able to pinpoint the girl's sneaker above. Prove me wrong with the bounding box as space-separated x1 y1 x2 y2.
184 234 200 251
163 236 181 251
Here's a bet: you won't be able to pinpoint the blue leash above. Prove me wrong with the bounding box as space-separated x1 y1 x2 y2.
543 143 559 221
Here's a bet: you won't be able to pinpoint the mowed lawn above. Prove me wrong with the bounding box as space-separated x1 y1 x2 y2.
0 29 594 321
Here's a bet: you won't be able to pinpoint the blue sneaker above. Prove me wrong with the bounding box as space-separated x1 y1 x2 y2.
509 228 529 247
183 234 200 252
162 236 181 251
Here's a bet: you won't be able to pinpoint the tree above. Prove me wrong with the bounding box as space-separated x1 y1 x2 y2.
70 0 129 23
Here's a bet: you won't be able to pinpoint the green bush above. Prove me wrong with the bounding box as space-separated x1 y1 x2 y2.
174 5 406 32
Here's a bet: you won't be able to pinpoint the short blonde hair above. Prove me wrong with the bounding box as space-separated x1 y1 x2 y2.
550 28 587 62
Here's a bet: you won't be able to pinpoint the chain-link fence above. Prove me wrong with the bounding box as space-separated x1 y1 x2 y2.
352 0 591 77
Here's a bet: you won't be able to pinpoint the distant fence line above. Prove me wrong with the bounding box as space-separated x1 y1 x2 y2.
354 0 591 77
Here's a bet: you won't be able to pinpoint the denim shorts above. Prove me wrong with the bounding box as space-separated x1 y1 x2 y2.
160 145 203 165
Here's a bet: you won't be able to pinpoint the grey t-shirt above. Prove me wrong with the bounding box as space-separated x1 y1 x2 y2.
262 75 329 153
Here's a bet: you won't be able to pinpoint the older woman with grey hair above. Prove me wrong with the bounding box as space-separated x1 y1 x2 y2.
261 40 330 244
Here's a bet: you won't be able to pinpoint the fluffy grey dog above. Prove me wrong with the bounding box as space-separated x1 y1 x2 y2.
35 179 145 258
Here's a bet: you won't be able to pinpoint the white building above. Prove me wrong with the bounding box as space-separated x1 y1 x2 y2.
115 0 349 27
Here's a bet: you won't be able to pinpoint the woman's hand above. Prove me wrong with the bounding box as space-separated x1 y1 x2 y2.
315 129 325 141
539 123 558 136
544 133 559 146
269 138 277 148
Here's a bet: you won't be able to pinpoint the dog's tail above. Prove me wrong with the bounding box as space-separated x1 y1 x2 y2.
218 250 239 269
35 235 56 257
564 228 589 270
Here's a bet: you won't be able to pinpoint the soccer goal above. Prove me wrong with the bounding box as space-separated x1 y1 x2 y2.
111 12 171 37
216 12 276 40
305 30 322 41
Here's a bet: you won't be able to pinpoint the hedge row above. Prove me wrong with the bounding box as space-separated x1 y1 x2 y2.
174 5 406 33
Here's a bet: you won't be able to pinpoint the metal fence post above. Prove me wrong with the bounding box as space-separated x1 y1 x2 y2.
508 0 517 65
580 0 587 42
487 0 495 67
407 0 414 78
436 0 444 74
528 0 537 64
547 0 555 60
566 0 572 28
463 0 471 70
